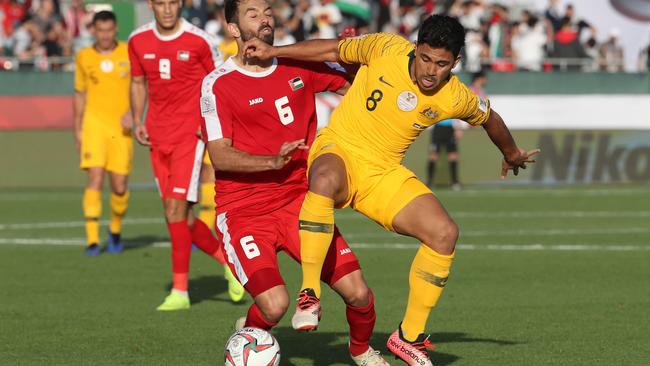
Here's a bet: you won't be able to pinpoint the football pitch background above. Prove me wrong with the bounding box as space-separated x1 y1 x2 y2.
1 131 650 365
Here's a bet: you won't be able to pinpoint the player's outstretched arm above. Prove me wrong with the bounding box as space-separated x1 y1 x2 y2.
130 75 150 146
244 38 341 63
207 138 308 173
482 109 540 178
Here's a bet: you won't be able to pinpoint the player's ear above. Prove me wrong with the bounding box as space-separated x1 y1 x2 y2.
453 55 461 69
227 23 240 39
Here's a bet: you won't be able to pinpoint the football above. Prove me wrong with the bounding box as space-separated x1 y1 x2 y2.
224 327 280 366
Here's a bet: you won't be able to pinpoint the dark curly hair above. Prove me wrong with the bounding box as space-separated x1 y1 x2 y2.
417 15 466 58
224 0 242 24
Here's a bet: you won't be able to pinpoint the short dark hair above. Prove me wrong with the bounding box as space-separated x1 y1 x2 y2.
471 70 486 82
92 10 117 25
417 15 466 58
224 0 242 24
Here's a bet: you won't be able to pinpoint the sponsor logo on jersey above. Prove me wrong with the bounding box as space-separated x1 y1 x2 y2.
100 60 114 73
378 76 394 88
173 187 187 194
289 77 304 91
177 51 190 61
397 91 418 112
249 97 264 106
144 53 156 59
339 248 352 255
419 107 439 120
412 122 427 130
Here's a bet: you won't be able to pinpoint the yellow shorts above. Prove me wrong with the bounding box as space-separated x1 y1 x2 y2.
80 124 133 175
308 130 432 231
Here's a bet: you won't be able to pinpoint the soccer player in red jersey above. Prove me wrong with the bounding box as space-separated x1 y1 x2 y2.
200 1 389 364
128 0 244 310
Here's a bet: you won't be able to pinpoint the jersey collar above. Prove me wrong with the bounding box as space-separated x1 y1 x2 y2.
227 57 278 78
153 19 188 42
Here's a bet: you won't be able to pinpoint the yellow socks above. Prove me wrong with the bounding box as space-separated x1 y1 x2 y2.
109 191 129 234
401 244 454 341
83 188 101 245
199 183 216 230
299 192 335 298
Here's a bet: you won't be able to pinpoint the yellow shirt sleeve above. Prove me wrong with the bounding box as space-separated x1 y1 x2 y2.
74 50 86 93
450 77 490 126
338 33 414 65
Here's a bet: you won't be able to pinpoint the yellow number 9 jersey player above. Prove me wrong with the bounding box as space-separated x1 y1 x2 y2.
244 14 541 366
74 11 132 256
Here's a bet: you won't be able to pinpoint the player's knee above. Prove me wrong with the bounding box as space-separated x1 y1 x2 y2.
422 220 458 253
112 187 127 196
309 168 342 198
164 202 185 222
342 285 370 308
258 297 289 323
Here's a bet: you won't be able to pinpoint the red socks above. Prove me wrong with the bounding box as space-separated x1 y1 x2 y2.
168 221 192 291
244 303 277 330
346 290 376 357
191 219 226 264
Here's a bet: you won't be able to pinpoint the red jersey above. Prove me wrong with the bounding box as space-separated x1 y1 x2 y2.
200 57 348 215
128 19 221 145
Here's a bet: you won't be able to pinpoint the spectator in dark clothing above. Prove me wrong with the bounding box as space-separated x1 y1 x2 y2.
551 16 587 70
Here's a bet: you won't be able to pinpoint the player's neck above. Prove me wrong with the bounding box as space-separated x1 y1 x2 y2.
233 53 274 72
94 41 117 54
155 19 183 37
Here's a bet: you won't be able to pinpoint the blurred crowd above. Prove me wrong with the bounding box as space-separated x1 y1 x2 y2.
1 0 649 72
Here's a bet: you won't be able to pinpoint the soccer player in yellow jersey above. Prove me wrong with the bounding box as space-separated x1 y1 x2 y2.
74 11 132 256
245 15 540 365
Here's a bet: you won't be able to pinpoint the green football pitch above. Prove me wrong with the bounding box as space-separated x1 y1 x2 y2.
1 185 649 365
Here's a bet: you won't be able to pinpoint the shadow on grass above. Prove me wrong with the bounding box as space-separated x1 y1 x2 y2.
272 328 519 366
122 235 167 251
163 275 251 306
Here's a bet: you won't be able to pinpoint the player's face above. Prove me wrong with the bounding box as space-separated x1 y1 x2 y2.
233 0 274 45
148 0 182 31
412 43 460 92
92 19 117 51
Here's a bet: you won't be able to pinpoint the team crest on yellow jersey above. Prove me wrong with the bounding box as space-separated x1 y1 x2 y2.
397 91 417 112
100 60 114 73
419 106 439 120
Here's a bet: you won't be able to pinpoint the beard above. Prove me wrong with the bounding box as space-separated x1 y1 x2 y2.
240 24 274 45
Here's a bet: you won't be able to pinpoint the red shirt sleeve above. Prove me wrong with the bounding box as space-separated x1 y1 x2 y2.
201 79 233 142
305 61 349 93
128 38 144 77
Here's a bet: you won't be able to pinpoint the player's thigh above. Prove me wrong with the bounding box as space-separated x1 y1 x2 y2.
392 190 458 254
80 124 108 171
106 128 133 177
168 137 204 203
307 132 356 207
149 145 171 200
215 213 284 298
354 165 430 231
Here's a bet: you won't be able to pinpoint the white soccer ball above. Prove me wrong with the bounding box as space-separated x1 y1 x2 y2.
224 327 280 366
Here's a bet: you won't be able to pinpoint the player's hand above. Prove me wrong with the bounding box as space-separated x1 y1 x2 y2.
338 26 357 39
121 113 134 130
74 129 82 152
134 123 151 146
273 139 309 169
244 37 275 61
501 148 540 178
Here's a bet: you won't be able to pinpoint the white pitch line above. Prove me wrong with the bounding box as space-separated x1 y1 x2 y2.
1 237 650 252
0 218 165 230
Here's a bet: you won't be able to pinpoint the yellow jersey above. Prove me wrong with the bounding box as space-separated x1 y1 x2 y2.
328 33 490 166
74 42 130 128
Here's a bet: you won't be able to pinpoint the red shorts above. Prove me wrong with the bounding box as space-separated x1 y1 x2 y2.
150 136 204 202
215 195 360 297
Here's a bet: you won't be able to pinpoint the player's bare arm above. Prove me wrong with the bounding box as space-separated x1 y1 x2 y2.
73 91 86 151
207 138 308 172
482 108 540 178
129 75 150 146
245 37 341 63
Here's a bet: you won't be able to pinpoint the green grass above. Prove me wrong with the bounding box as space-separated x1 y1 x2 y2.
1 185 650 365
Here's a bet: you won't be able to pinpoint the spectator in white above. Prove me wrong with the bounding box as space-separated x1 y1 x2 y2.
582 37 600 72
464 29 487 72
273 25 296 46
309 0 342 39
452 0 484 32
638 35 650 73
599 28 624 73
511 12 548 71
64 0 92 51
